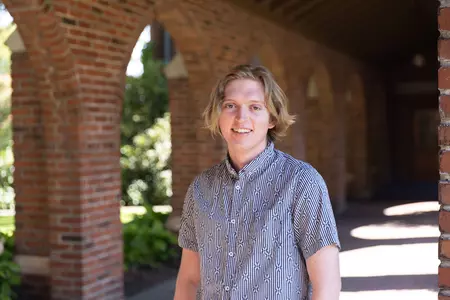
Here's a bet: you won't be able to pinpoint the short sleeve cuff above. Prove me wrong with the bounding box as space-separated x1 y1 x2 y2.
178 233 198 252
302 232 341 259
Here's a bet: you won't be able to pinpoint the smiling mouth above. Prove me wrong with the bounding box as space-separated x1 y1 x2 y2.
232 128 252 134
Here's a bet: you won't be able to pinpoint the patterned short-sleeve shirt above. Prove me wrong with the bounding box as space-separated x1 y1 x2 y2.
178 142 340 300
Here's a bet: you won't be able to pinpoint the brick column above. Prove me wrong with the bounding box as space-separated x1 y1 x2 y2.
439 4 450 298
164 54 199 232
6 15 124 300
330 89 347 214
345 77 370 199
191 78 226 173
9 48 51 299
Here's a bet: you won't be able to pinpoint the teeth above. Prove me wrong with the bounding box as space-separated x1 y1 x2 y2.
233 129 251 133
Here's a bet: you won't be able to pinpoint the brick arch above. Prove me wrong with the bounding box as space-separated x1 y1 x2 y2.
121 0 215 79
304 62 334 175
115 0 222 230
345 73 369 199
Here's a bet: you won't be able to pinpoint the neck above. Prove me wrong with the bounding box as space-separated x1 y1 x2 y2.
228 140 269 171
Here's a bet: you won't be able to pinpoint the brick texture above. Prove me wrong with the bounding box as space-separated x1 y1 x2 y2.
3 0 390 298
18 275 51 300
10 52 49 257
440 2 450 296
168 78 198 217
441 95 450 119
440 239 450 259
345 74 369 199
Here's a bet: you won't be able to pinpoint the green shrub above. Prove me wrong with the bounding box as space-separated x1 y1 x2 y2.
0 232 20 299
123 206 178 270
120 41 171 207
121 113 171 206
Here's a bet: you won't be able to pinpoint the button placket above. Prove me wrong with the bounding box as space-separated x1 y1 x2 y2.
224 179 242 292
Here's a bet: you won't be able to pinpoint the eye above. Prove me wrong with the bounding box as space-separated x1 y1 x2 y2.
223 103 235 109
251 105 263 111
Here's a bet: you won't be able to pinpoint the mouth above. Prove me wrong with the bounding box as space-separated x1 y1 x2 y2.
232 128 252 134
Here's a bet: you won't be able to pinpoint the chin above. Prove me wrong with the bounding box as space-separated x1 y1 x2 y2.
228 140 257 150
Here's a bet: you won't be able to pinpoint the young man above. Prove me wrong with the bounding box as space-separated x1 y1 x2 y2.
174 64 341 300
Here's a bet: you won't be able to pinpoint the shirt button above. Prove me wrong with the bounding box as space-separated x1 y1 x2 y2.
235 185 240 190
230 219 236 224
228 252 234 257
225 286 230 292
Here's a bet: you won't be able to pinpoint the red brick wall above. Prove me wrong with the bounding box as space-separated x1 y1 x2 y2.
346 75 369 199
168 78 198 219
439 3 450 296
10 52 52 299
11 52 48 257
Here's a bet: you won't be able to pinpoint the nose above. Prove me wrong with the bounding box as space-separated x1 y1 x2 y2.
236 107 249 122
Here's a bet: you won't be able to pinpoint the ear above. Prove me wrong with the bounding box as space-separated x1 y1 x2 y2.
268 116 276 129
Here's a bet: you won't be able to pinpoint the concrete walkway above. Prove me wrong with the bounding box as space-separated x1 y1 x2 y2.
129 200 439 300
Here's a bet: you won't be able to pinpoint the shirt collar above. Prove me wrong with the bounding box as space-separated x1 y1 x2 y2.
224 141 275 179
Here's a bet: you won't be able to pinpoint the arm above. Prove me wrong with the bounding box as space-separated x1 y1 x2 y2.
173 248 201 300
292 166 341 299
174 181 200 300
306 245 341 300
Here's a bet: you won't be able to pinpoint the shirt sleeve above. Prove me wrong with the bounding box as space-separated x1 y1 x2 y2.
292 166 341 259
178 181 199 252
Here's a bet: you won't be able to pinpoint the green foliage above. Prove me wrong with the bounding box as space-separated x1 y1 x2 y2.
121 113 171 206
0 216 13 235
0 24 15 74
0 24 14 210
0 232 20 299
121 41 168 146
123 207 178 269
120 40 171 206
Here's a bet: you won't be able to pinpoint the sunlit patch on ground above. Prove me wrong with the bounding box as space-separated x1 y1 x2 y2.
350 223 439 240
340 289 436 300
340 243 439 277
339 203 439 300
383 201 439 217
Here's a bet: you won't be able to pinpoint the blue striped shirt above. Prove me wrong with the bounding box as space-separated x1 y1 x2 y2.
178 142 340 299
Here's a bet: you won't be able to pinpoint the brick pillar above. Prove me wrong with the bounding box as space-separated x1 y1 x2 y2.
10 50 51 299
191 78 226 173
439 4 450 297
345 77 370 199
8 24 124 300
330 89 347 214
164 56 199 231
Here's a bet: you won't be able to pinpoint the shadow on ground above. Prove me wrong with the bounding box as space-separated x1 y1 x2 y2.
337 199 438 298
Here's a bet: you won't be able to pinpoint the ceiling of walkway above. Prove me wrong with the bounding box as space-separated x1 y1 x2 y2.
230 0 438 65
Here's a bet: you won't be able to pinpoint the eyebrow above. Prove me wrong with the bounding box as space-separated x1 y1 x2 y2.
223 98 265 103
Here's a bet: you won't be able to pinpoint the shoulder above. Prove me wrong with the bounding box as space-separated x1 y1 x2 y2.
274 149 326 192
189 160 227 191
275 149 319 177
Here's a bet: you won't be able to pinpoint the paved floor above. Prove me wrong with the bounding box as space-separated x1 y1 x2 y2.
129 200 439 300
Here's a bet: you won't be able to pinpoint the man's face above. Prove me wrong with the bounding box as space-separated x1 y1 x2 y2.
219 78 274 154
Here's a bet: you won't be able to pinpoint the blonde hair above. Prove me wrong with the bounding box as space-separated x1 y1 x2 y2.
203 64 295 142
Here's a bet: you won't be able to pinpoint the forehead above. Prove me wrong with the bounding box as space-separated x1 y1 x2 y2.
224 78 265 101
